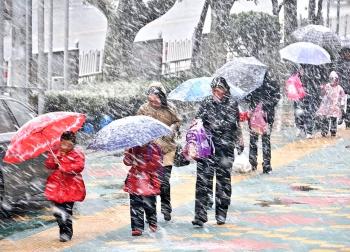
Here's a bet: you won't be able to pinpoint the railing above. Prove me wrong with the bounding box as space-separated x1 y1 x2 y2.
79 50 104 82
162 39 193 75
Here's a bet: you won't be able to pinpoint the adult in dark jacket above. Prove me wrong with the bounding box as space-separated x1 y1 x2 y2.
301 65 325 137
192 77 244 227
244 72 281 174
336 48 350 128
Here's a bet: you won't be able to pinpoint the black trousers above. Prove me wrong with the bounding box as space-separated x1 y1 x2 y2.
345 96 350 128
249 130 272 172
53 202 74 239
294 101 305 131
321 116 338 135
194 155 232 223
159 165 172 215
129 194 157 231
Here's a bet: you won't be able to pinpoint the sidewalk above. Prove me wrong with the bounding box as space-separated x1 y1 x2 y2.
1 126 349 251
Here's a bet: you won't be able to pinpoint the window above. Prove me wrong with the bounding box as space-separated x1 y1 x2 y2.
5 100 35 128
0 101 17 133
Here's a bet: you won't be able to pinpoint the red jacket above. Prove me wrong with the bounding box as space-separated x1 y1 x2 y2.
123 143 162 196
45 148 86 203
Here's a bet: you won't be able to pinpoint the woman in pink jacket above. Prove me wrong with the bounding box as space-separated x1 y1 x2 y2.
317 71 346 137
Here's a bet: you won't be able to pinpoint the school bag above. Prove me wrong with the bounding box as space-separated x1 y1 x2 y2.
250 103 268 135
285 74 305 101
183 119 214 160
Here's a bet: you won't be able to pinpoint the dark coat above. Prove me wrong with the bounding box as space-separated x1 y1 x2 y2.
244 74 281 126
123 143 162 196
335 59 350 94
196 95 242 158
45 149 86 204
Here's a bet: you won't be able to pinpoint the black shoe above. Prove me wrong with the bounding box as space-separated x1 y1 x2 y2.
263 170 272 174
321 132 327 137
331 132 336 137
191 220 204 227
217 220 225 225
164 213 171 221
251 165 257 171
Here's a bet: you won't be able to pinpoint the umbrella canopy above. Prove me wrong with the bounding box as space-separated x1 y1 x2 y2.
168 77 213 102
88 115 172 151
292 24 341 58
214 57 267 99
280 42 331 65
3 112 86 164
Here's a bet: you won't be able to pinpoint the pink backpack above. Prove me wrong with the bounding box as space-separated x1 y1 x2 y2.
285 74 305 101
250 103 268 135
183 119 214 160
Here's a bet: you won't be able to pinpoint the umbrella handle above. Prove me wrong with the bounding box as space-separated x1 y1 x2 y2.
41 132 61 167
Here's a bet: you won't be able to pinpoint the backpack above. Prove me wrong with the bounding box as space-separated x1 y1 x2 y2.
183 119 214 160
250 103 268 135
285 74 305 101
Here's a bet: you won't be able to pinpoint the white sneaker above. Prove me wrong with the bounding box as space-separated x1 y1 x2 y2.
306 134 313 139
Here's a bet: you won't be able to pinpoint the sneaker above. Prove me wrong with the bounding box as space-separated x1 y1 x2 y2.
191 219 204 227
217 220 225 225
164 213 171 221
263 170 272 174
149 224 158 232
306 134 313 139
59 234 71 242
330 132 336 137
131 230 143 236
321 132 327 137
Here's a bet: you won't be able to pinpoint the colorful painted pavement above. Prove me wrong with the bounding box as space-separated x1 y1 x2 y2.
1 128 350 251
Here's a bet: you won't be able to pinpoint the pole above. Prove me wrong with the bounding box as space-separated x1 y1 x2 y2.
37 0 45 89
25 0 33 88
336 0 340 35
48 0 53 90
64 0 69 89
326 0 330 27
0 0 4 87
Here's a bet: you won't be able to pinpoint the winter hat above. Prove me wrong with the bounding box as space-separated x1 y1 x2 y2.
148 81 167 95
147 82 168 107
329 71 339 81
211 77 230 93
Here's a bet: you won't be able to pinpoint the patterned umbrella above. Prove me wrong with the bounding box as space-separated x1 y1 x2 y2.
292 25 341 59
88 115 172 151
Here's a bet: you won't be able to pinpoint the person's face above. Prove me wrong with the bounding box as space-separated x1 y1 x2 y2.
60 140 74 154
212 87 227 101
148 94 161 108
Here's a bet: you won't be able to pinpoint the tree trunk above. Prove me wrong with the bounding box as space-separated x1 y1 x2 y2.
284 0 297 42
87 0 176 81
191 0 210 73
315 0 324 25
308 0 316 23
194 0 236 75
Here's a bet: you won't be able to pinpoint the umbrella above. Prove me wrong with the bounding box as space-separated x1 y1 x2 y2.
3 112 86 164
280 42 331 65
168 77 213 102
292 24 341 58
87 115 172 151
213 57 267 99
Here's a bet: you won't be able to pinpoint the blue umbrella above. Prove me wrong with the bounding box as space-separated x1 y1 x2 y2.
168 77 213 102
280 42 331 65
88 115 172 151
213 57 267 100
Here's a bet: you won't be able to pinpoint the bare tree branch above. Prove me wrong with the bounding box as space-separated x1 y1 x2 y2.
84 0 116 17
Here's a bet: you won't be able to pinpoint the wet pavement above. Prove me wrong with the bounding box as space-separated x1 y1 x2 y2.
1 104 350 251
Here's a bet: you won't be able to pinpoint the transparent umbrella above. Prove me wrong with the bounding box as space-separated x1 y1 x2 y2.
213 57 267 100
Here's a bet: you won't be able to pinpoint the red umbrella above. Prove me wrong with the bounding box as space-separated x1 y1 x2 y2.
3 112 86 164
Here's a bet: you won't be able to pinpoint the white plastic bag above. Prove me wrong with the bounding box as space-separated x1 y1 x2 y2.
232 153 252 173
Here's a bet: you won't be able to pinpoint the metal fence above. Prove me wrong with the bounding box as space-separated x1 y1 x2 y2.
162 39 192 75
79 50 104 82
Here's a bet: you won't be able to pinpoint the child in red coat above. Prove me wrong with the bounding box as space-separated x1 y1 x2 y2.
45 131 86 242
123 142 162 236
